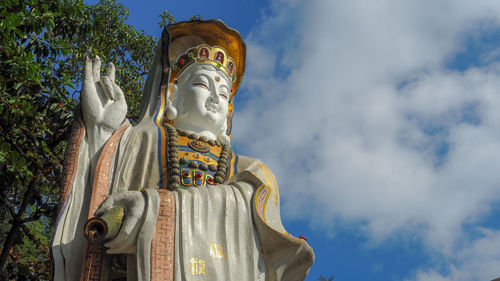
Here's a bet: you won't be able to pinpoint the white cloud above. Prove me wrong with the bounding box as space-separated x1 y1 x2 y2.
232 0 500 279
409 229 500 281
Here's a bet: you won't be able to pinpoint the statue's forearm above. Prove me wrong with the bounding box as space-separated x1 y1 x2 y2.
85 122 126 193
86 125 115 158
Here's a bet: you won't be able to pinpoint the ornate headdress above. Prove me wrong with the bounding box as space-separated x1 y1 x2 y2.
162 20 246 136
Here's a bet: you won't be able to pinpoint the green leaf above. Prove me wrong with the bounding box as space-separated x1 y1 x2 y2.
9 150 20 161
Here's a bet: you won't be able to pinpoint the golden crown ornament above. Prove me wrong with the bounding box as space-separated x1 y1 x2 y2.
172 44 237 84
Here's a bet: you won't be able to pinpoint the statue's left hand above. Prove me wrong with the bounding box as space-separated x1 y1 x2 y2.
94 191 145 254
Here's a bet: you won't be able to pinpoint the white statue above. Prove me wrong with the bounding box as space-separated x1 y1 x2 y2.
51 20 314 281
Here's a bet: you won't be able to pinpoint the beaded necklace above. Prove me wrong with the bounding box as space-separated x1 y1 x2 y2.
164 123 232 190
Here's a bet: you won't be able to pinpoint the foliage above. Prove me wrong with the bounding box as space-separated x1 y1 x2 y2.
318 275 335 281
189 14 203 21
0 0 157 279
158 11 202 28
158 9 177 28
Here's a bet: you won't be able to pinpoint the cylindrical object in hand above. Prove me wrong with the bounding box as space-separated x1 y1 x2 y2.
84 205 125 243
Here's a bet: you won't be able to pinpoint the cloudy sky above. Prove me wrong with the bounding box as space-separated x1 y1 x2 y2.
87 0 500 279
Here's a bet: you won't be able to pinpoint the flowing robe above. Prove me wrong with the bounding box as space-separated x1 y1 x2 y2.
51 119 314 281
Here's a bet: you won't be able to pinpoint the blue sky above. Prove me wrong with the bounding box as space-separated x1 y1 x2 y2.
86 0 500 280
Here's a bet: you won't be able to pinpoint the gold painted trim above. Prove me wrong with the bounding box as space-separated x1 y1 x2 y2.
156 86 168 189
258 164 274 201
260 164 279 205
227 152 236 179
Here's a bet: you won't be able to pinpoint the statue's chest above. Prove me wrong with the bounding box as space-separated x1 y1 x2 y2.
164 127 236 190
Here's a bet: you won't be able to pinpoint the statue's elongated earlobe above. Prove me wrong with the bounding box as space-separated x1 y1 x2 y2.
218 118 230 144
166 83 178 120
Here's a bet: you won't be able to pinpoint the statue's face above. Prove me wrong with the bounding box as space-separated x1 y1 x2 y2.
174 64 230 135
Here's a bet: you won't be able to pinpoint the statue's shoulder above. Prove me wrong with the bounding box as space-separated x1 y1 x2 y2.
234 154 274 175
235 154 260 170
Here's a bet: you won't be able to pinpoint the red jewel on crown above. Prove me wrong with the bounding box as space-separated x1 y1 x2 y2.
207 177 214 184
179 58 185 64
183 171 190 177
195 173 203 179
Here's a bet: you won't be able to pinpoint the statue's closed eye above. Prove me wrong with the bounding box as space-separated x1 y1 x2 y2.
192 76 210 90
193 82 209 89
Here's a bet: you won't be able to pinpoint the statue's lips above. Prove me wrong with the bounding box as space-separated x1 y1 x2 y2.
205 103 218 113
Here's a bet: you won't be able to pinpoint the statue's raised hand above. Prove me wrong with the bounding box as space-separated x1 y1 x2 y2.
81 56 127 133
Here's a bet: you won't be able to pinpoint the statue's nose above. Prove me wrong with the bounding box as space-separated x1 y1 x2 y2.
209 90 219 103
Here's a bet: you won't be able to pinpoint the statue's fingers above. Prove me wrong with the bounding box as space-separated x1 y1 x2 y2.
92 56 101 81
112 83 125 103
104 213 141 251
108 62 116 83
94 197 114 217
84 56 93 83
101 76 115 101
